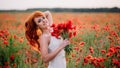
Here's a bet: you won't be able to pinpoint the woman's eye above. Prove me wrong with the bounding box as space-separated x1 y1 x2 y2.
43 17 45 19
38 19 41 23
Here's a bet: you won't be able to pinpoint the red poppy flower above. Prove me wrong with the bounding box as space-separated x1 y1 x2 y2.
73 31 77 36
51 23 56 27
10 54 15 61
79 41 85 46
74 47 79 51
3 40 8 45
0 32 3 37
3 66 10 68
69 32 72 38
89 46 94 54
101 50 106 54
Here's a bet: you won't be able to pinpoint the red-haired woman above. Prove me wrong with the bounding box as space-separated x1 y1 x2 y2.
25 11 69 68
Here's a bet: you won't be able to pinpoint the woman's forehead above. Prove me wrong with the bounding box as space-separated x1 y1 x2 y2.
35 16 44 19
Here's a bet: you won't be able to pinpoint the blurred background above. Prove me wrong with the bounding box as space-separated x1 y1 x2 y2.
0 0 120 12
0 0 120 68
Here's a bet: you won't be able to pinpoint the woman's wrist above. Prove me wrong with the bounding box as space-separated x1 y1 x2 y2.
58 46 62 50
59 44 65 50
44 11 50 16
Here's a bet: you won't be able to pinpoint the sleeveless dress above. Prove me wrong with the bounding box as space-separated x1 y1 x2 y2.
48 36 66 68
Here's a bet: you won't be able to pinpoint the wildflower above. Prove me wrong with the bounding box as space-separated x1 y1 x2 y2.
10 54 15 61
101 50 106 54
71 53 76 57
13 63 16 67
19 37 23 43
69 32 72 38
112 58 119 65
13 34 17 39
89 46 94 54
106 52 112 57
3 66 10 68
4 62 9 65
79 41 85 46
3 40 8 45
74 47 79 51
0 33 3 37
73 31 77 36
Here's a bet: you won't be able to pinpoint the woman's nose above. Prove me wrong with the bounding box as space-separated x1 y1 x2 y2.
43 19 46 23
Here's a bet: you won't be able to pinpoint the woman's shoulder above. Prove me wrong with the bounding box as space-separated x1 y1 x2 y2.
40 34 51 41
40 34 49 38
39 34 51 46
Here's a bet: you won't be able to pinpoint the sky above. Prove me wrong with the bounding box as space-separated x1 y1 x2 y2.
0 0 120 10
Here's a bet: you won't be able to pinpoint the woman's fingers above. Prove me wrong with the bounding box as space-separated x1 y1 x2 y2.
63 39 70 46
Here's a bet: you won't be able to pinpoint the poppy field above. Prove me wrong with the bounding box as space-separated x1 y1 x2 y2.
0 12 120 68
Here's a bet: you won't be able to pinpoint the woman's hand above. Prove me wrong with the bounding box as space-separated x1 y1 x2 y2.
60 39 70 49
44 11 53 26
44 11 50 17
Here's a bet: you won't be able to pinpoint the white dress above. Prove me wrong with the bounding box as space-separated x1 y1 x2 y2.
48 36 66 68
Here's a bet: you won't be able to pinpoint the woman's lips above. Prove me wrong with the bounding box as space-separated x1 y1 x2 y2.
43 22 49 26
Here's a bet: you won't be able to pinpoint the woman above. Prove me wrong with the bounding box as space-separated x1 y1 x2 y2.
25 11 69 68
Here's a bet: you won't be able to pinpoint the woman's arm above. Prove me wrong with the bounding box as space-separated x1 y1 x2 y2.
40 35 69 63
44 11 53 26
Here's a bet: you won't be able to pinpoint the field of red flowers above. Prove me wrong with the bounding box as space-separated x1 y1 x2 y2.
0 12 120 68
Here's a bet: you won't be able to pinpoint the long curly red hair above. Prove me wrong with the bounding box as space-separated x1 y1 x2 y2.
25 11 44 52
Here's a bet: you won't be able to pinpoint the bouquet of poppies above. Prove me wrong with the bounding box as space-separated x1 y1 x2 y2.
51 20 76 55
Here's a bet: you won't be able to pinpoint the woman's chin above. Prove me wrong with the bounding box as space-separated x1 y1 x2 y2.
43 26 48 29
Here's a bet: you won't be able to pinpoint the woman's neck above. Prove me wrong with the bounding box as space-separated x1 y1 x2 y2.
42 29 50 35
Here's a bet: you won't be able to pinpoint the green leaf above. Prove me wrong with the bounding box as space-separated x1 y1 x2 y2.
64 44 74 55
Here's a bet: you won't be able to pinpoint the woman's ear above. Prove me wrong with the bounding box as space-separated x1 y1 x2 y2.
25 22 29 31
25 22 28 27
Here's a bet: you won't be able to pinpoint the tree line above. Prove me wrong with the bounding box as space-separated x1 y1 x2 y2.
0 7 120 12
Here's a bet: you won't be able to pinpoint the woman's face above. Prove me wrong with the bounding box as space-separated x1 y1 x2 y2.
34 16 49 29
